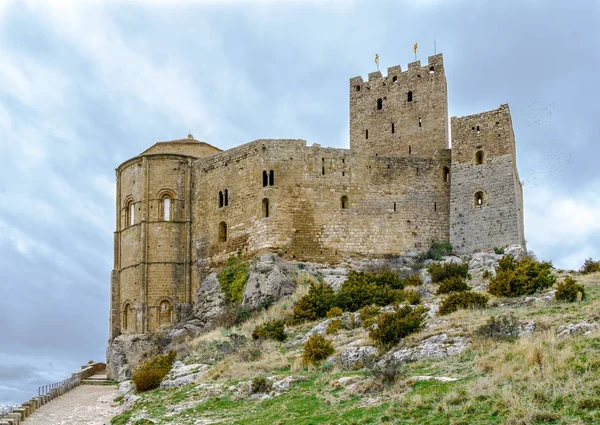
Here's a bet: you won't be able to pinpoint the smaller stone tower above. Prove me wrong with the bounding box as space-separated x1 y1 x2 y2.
449 105 526 254
349 54 448 158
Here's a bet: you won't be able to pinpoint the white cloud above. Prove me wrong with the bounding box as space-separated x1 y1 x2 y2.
524 183 600 270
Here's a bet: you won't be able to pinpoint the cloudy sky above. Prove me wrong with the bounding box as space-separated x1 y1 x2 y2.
0 0 598 404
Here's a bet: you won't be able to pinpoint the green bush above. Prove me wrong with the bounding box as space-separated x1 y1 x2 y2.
488 255 555 297
326 319 341 335
335 270 404 312
326 307 343 318
131 351 176 392
218 254 249 304
251 377 272 393
302 334 335 366
215 305 254 328
436 277 471 295
438 292 488 315
417 241 453 261
475 314 521 342
482 270 492 279
494 246 505 255
555 277 585 302
359 305 381 329
580 258 600 274
428 262 470 283
402 274 423 287
291 282 336 323
400 289 422 305
369 305 427 348
252 319 286 341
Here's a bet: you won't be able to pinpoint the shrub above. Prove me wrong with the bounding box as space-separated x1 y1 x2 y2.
369 358 406 386
400 289 422 305
488 255 555 297
252 319 286 341
402 274 423 287
302 334 335 366
580 258 600 274
555 277 585 302
428 262 469 283
335 270 404 312
494 246 505 255
438 292 488 315
436 277 471 295
326 307 343 318
416 240 453 261
291 281 336 323
131 351 176 392
218 254 249 304
326 319 341 335
482 270 492 279
475 314 521 341
251 377 272 393
215 305 254 328
369 305 427 348
359 304 381 329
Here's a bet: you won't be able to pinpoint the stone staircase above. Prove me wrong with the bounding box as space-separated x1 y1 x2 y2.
81 373 116 386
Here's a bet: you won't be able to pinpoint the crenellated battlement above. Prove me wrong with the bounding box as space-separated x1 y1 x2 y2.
350 53 445 89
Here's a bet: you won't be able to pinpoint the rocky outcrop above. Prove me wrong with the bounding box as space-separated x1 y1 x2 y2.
243 254 296 308
557 322 598 338
106 334 161 381
339 346 378 369
192 273 227 329
160 361 209 389
382 332 469 365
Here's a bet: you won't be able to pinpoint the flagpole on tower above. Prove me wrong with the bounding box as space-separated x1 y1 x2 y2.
414 43 418 61
375 53 379 71
434 36 437 54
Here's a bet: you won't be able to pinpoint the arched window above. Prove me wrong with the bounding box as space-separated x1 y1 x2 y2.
355 85 361 92
392 76 398 83
159 300 172 325
407 91 413 102
418 117 422 127
341 195 349 209
126 200 135 227
443 167 450 183
475 150 484 165
262 198 269 218
474 191 485 207
218 221 227 242
123 303 130 330
162 196 171 221
219 191 224 208
377 98 383 110
224 189 229 206
269 170 274 186
262 171 268 187
429 66 435 74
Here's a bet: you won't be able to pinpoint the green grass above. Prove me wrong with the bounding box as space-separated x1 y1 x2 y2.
111 273 600 425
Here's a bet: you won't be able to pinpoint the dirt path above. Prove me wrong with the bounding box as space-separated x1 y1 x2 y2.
24 385 121 425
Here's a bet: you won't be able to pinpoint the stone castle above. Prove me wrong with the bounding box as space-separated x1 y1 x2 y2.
109 53 525 339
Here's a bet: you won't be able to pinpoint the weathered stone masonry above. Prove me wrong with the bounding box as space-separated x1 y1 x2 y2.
108 53 525 339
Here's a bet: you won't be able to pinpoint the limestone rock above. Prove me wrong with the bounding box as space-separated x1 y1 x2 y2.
443 256 463 265
410 376 458 382
339 346 378 369
557 322 598 338
242 254 296 308
106 334 161 381
518 321 536 337
160 361 209 389
270 375 309 392
320 268 349 291
505 245 526 260
383 333 469 365
192 273 227 327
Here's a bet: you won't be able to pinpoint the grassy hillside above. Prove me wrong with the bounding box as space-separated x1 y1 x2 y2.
111 271 600 425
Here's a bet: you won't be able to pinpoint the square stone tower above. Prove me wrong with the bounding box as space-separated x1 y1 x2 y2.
449 105 526 254
349 54 448 158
